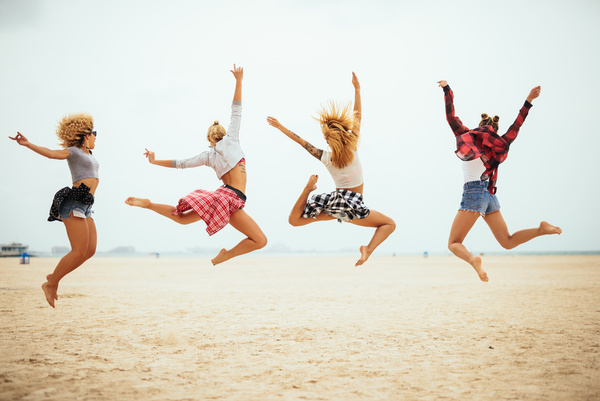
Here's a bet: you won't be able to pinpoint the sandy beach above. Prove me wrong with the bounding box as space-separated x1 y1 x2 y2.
0 254 598 401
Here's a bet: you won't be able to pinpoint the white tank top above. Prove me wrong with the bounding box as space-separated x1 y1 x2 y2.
462 157 486 183
321 150 363 189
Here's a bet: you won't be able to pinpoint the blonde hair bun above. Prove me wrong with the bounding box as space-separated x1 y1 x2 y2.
213 120 220 125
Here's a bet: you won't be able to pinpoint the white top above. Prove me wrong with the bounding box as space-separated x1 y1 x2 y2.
66 146 100 183
462 157 486 183
173 101 245 179
321 150 364 189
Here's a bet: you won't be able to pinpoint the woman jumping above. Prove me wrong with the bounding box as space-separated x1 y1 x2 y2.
9 114 99 307
438 80 561 282
267 72 395 266
125 65 267 265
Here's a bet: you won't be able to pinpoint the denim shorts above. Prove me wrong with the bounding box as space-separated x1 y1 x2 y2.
459 181 500 215
59 198 93 219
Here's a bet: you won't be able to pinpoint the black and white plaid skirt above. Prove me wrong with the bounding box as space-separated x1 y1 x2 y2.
302 190 370 222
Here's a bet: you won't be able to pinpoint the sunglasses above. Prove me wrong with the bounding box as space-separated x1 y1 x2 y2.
89 131 97 137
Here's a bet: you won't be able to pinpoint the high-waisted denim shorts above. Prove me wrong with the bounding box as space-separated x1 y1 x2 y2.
459 180 500 215
59 198 93 219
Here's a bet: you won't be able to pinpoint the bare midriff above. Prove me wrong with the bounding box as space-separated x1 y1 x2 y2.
338 183 363 194
220 162 246 194
73 178 99 196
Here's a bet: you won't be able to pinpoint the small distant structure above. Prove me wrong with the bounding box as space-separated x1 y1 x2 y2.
423 251 429 258
1 242 29 257
20 252 30 265
108 246 135 254
149 252 160 258
52 246 70 255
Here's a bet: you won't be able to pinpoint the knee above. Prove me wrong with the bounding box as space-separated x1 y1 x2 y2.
255 234 268 250
387 218 396 233
499 240 515 250
85 247 96 260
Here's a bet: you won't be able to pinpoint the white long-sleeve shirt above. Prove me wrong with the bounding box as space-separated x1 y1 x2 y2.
172 101 245 179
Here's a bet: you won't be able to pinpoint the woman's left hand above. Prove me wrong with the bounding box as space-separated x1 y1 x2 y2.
352 72 360 91
527 86 541 103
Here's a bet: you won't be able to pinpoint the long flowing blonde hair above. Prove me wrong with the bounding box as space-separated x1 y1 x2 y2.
56 113 94 148
315 101 359 168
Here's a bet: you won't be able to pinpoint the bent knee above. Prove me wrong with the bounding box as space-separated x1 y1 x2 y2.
499 241 516 250
387 219 396 232
255 234 268 249
85 248 97 259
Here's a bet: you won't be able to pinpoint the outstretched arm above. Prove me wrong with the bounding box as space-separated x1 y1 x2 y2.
438 80 469 137
8 132 70 159
502 85 540 144
352 72 362 131
267 117 323 160
231 64 243 102
144 148 174 168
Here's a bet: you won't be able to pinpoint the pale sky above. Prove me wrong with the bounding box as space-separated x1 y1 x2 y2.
1 0 599 255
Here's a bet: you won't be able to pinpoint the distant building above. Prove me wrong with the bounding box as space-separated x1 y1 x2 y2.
0 242 29 257
108 246 135 254
52 246 70 255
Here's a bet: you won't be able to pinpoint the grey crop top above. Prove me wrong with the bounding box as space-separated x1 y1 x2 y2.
66 146 100 183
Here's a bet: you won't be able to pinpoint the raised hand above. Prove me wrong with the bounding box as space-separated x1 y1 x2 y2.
527 86 541 103
437 80 448 88
352 72 360 91
230 64 243 81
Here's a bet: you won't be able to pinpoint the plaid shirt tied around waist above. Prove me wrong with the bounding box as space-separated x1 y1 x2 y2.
302 190 370 222
443 85 532 194
173 185 245 236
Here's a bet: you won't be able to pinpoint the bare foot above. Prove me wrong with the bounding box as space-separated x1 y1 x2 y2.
125 197 151 208
305 175 318 192
540 221 562 235
471 256 488 282
355 245 371 267
41 282 57 308
45 275 59 299
211 248 229 266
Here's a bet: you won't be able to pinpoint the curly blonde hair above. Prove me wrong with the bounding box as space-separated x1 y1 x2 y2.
207 120 226 145
56 113 94 148
315 101 359 168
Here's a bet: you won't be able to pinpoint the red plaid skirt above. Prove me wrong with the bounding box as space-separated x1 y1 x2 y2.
173 186 245 236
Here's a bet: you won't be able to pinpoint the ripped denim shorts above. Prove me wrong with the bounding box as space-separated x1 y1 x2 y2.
459 180 500 216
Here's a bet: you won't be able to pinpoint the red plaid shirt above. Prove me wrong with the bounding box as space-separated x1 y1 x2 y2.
443 85 532 194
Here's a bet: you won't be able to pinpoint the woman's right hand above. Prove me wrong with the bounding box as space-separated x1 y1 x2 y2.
437 80 448 88
144 148 155 164
8 132 30 147
267 116 284 130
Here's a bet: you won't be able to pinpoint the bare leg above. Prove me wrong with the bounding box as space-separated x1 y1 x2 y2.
288 175 335 227
42 215 97 307
448 210 488 282
350 210 396 266
46 217 97 292
211 209 267 265
125 197 203 225
483 211 562 249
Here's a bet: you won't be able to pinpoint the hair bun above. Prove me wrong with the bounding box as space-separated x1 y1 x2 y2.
492 115 499 123
481 113 489 119
213 120 219 125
